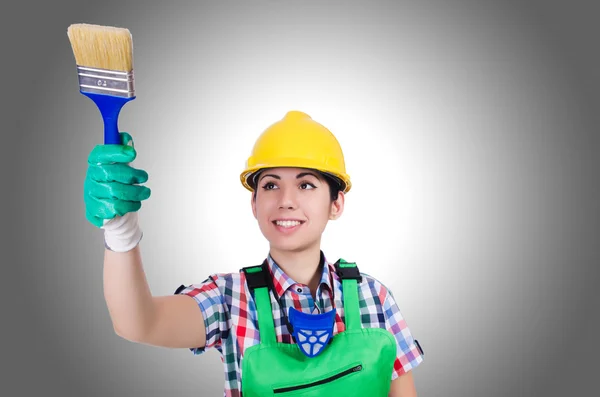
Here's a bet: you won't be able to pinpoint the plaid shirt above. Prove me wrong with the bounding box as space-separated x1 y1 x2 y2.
176 253 423 396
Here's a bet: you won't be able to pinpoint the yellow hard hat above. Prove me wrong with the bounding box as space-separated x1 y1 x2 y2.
240 111 352 193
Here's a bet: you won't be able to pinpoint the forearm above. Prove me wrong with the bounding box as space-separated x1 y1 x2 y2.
103 245 155 342
388 371 417 397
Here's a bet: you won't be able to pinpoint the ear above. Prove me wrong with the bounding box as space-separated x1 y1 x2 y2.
251 192 258 219
329 191 345 220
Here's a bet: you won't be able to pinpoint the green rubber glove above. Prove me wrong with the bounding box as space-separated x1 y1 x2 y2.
84 132 151 228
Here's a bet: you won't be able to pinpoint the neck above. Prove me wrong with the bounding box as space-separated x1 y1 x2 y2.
269 243 323 295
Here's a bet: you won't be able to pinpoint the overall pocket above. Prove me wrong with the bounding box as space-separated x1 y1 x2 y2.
273 363 363 394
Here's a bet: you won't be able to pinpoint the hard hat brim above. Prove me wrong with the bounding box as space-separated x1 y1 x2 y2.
240 158 351 193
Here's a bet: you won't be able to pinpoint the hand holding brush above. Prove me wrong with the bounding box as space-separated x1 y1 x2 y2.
68 24 150 252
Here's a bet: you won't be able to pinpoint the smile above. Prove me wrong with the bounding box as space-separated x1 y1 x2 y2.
272 220 305 228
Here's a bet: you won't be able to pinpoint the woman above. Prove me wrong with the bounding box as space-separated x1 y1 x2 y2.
85 111 423 396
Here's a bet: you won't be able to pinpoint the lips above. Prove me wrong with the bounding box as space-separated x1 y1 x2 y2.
272 219 305 228
271 219 306 235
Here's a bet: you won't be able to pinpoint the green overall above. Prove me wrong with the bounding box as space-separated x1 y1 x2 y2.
241 260 397 396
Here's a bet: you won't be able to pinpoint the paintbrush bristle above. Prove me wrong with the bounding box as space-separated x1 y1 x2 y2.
67 23 133 72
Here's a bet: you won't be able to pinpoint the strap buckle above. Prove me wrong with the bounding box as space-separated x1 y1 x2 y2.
241 265 270 291
334 259 362 282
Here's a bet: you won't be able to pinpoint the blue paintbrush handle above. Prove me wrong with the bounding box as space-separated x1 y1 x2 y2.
82 92 136 144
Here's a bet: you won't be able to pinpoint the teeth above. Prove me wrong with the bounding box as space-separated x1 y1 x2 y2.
275 220 302 228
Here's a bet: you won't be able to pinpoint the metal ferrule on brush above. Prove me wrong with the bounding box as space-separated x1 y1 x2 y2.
77 66 135 98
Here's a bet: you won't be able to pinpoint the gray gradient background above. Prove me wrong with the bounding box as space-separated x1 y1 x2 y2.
4 0 600 396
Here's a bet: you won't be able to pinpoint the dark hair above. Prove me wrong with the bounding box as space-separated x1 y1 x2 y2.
250 170 344 202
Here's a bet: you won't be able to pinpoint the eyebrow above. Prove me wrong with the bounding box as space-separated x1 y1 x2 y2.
259 172 321 182
296 172 320 180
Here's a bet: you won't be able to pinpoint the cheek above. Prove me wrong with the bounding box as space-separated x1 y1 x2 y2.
254 201 273 225
305 202 332 226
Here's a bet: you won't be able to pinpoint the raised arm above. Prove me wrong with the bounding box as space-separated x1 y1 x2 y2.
104 246 206 348
84 132 205 349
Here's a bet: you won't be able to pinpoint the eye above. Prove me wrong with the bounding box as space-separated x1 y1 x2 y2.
261 182 278 190
300 182 316 190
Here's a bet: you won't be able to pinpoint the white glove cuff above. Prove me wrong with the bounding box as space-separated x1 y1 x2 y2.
102 211 143 253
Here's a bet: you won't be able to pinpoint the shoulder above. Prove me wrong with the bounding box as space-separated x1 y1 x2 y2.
177 270 246 298
328 261 396 306
210 271 244 285
360 272 397 306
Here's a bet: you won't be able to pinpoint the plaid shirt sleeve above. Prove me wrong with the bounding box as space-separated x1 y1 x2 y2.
377 280 424 380
175 275 229 355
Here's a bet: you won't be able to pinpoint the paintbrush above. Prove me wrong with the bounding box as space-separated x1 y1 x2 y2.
67 23 135 144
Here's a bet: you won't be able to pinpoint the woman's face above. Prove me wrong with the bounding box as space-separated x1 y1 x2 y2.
251 167 344 253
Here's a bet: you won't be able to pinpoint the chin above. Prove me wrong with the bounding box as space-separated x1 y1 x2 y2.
269 240 305 253
269 237 318 254
258 222 321 253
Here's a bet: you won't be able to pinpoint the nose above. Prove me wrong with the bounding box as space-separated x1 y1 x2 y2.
278 186 297 210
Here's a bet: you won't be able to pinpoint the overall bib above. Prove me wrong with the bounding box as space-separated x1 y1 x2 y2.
241 260 397 397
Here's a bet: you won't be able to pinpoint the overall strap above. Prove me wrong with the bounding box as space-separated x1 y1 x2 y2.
334 259 363 331
242 265 277 344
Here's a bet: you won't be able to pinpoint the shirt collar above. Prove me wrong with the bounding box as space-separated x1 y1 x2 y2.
265 251 334 297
